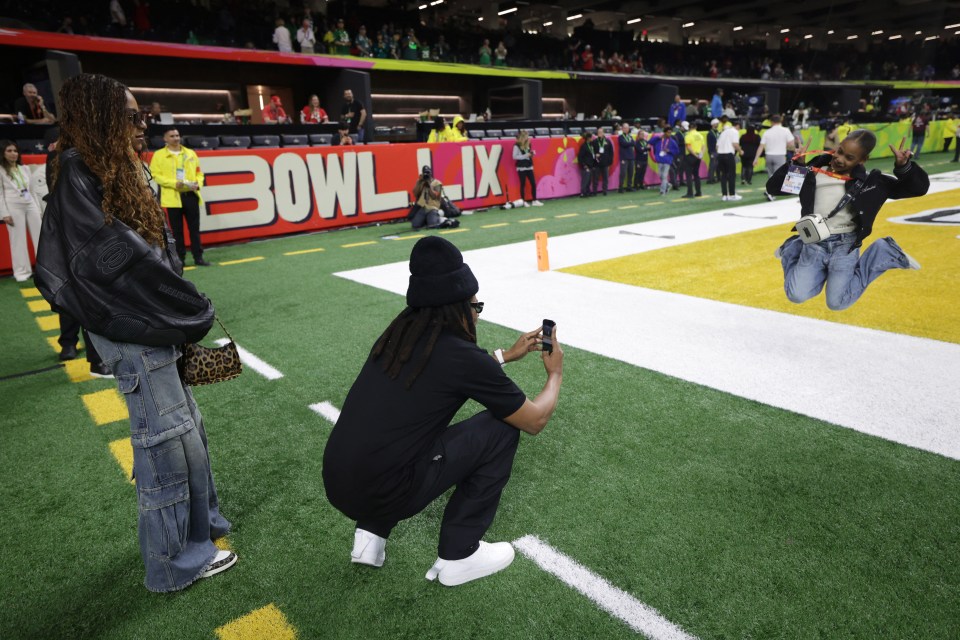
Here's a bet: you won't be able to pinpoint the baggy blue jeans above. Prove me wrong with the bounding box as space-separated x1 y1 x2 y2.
88 333 231 592
778 233 910 311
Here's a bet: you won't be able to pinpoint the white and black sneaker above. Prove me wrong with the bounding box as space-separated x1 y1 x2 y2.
89 363 114 379
201 550 238 578
764 191 776 202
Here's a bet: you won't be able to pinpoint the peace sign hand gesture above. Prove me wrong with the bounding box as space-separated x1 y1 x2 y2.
889 138 912 167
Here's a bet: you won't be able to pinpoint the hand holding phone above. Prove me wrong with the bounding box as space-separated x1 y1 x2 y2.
542 319 556 354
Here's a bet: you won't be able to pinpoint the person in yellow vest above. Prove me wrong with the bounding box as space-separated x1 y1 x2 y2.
447 115 468 142
942 114 959 152
681 120 704 198
427 116 451 143
149 128 209 266
835 117 854 142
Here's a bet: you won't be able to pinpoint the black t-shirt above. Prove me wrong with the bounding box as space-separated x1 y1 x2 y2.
322 330 526 518
340 99 364 132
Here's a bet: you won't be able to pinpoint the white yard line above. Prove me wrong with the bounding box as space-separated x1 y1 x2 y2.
309 401 341 424
513 535 698 640
336 180 960 460
214 339 284 380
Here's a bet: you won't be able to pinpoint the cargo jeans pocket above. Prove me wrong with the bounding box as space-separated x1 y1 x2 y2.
138 479 190 560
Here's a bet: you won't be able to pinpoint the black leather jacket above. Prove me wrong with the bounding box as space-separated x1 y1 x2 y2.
35 148 214 346
766 153 930 249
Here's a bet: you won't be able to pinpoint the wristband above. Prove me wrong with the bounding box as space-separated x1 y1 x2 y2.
494 348 506 366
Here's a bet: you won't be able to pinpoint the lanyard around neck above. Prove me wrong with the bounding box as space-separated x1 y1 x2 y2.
10 166 27 190
792 150 854 181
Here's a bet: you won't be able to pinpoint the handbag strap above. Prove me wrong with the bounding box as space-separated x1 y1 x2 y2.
824 174 869 220
214 315 235 342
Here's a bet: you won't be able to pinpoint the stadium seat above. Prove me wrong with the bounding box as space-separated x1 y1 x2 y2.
468 130 485 139
281 134 309 147
502 128 519 138
149 135 166 150
568 127 582 135
220 136 252 149
365 141 389 145
549 127 565 135
535 127 551 136
252 135 280 148
16 139 46 154
309 134 333 146
485 129 503 138
186 136 220 150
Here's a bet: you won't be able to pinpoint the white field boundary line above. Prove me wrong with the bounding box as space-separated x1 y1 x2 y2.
214 339 284 380
309 401 341 424
513 535 698 640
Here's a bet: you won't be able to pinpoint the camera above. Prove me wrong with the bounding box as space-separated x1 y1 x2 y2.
421 165 433 180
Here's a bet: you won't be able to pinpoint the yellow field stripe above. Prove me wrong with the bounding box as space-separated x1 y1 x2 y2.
390 234 425 241
215 537 232 551
565 188 960 345
19 287 42 298
184 266 197 271
35 315 59 332
27 299 52 313
482 223 510 228
283 248 326 256
556 213 579 219
64 359 93 383
644 202 665 206
440 228 469 235
82 389 128 426
342 241 377 248
220 257 264 266
47 336 61 353
108 438 134 484
617 205 639 210
588 209 610 214
519 218 546 223
215 604 297 640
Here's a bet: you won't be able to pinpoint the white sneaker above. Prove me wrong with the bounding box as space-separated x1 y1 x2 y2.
351 529 386 568
523 201 530 207
728 194 743 201
512 198 524 207
424 541 515 587
721 195 730 201
531 200 543 206
764 191 776 202
201 550 238 578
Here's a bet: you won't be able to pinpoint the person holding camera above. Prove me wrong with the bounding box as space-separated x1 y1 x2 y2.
769 131 928 311
332 123 354 146
323 236 563 587
577 131 599 197
409 166 458 229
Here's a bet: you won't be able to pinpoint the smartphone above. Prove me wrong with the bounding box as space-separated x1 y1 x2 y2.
542 319 556 354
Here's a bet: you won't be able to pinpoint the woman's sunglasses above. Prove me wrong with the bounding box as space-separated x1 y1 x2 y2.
469 302 484 315
126 110 146 126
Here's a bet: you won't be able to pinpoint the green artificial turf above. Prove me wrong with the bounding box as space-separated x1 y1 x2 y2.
1 151 958 640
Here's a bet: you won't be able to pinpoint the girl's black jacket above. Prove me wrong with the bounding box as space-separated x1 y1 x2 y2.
766 153 930 249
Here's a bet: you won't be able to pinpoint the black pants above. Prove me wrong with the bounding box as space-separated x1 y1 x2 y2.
707 152 719 182
167 191 203 262
354 411 520 561
741 160 755 185
619 159 634 191
58 313 102 365
669 159 681 188
597 165 609 193
518 171 536 201
580 167 597 195
944 137 954 152
683 155 702 196
953 138 960 161
717 154 737 196
634 160 648 189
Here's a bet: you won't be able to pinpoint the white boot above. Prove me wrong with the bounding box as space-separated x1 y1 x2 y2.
424 541 515 586
351 529 386 568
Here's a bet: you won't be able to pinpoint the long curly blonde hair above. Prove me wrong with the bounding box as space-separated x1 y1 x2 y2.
54 74 167 246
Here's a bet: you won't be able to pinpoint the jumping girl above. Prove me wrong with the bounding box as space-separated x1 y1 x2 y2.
769 131 928 311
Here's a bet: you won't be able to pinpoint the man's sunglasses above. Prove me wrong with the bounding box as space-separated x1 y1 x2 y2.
469 302 484 315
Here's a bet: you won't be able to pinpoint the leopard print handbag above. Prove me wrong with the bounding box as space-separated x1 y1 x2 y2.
178 317 243 386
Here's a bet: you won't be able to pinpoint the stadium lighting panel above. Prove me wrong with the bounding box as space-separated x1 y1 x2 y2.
627 18 642 25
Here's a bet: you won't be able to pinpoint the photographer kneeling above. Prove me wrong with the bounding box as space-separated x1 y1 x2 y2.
323 237 564 586
409 165 459 230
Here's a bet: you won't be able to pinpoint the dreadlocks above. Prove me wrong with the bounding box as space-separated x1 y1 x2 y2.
54 74 167 246
372 301 477 388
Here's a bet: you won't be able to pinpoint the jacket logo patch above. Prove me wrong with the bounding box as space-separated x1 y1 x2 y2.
96 241 133 275
860 185 877 193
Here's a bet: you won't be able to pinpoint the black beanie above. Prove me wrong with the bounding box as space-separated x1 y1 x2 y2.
406 236 479 308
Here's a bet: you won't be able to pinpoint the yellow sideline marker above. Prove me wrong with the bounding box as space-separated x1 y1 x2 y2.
588 208 610 214
519 217 546 223
19 287 42 298
482 223 509 228
108 438 134 484
391 234 425 241
82 389 128 426
35 315 59 332
342 241 377 248
215 604 297 640
184 266 197 271
27 300 51 313
64 359 93 383
283 248 326 256
644 202 664 207
220 257 264 266
555 213 579 218
617 205 639 210
46 336 61 352
440 228 469 235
